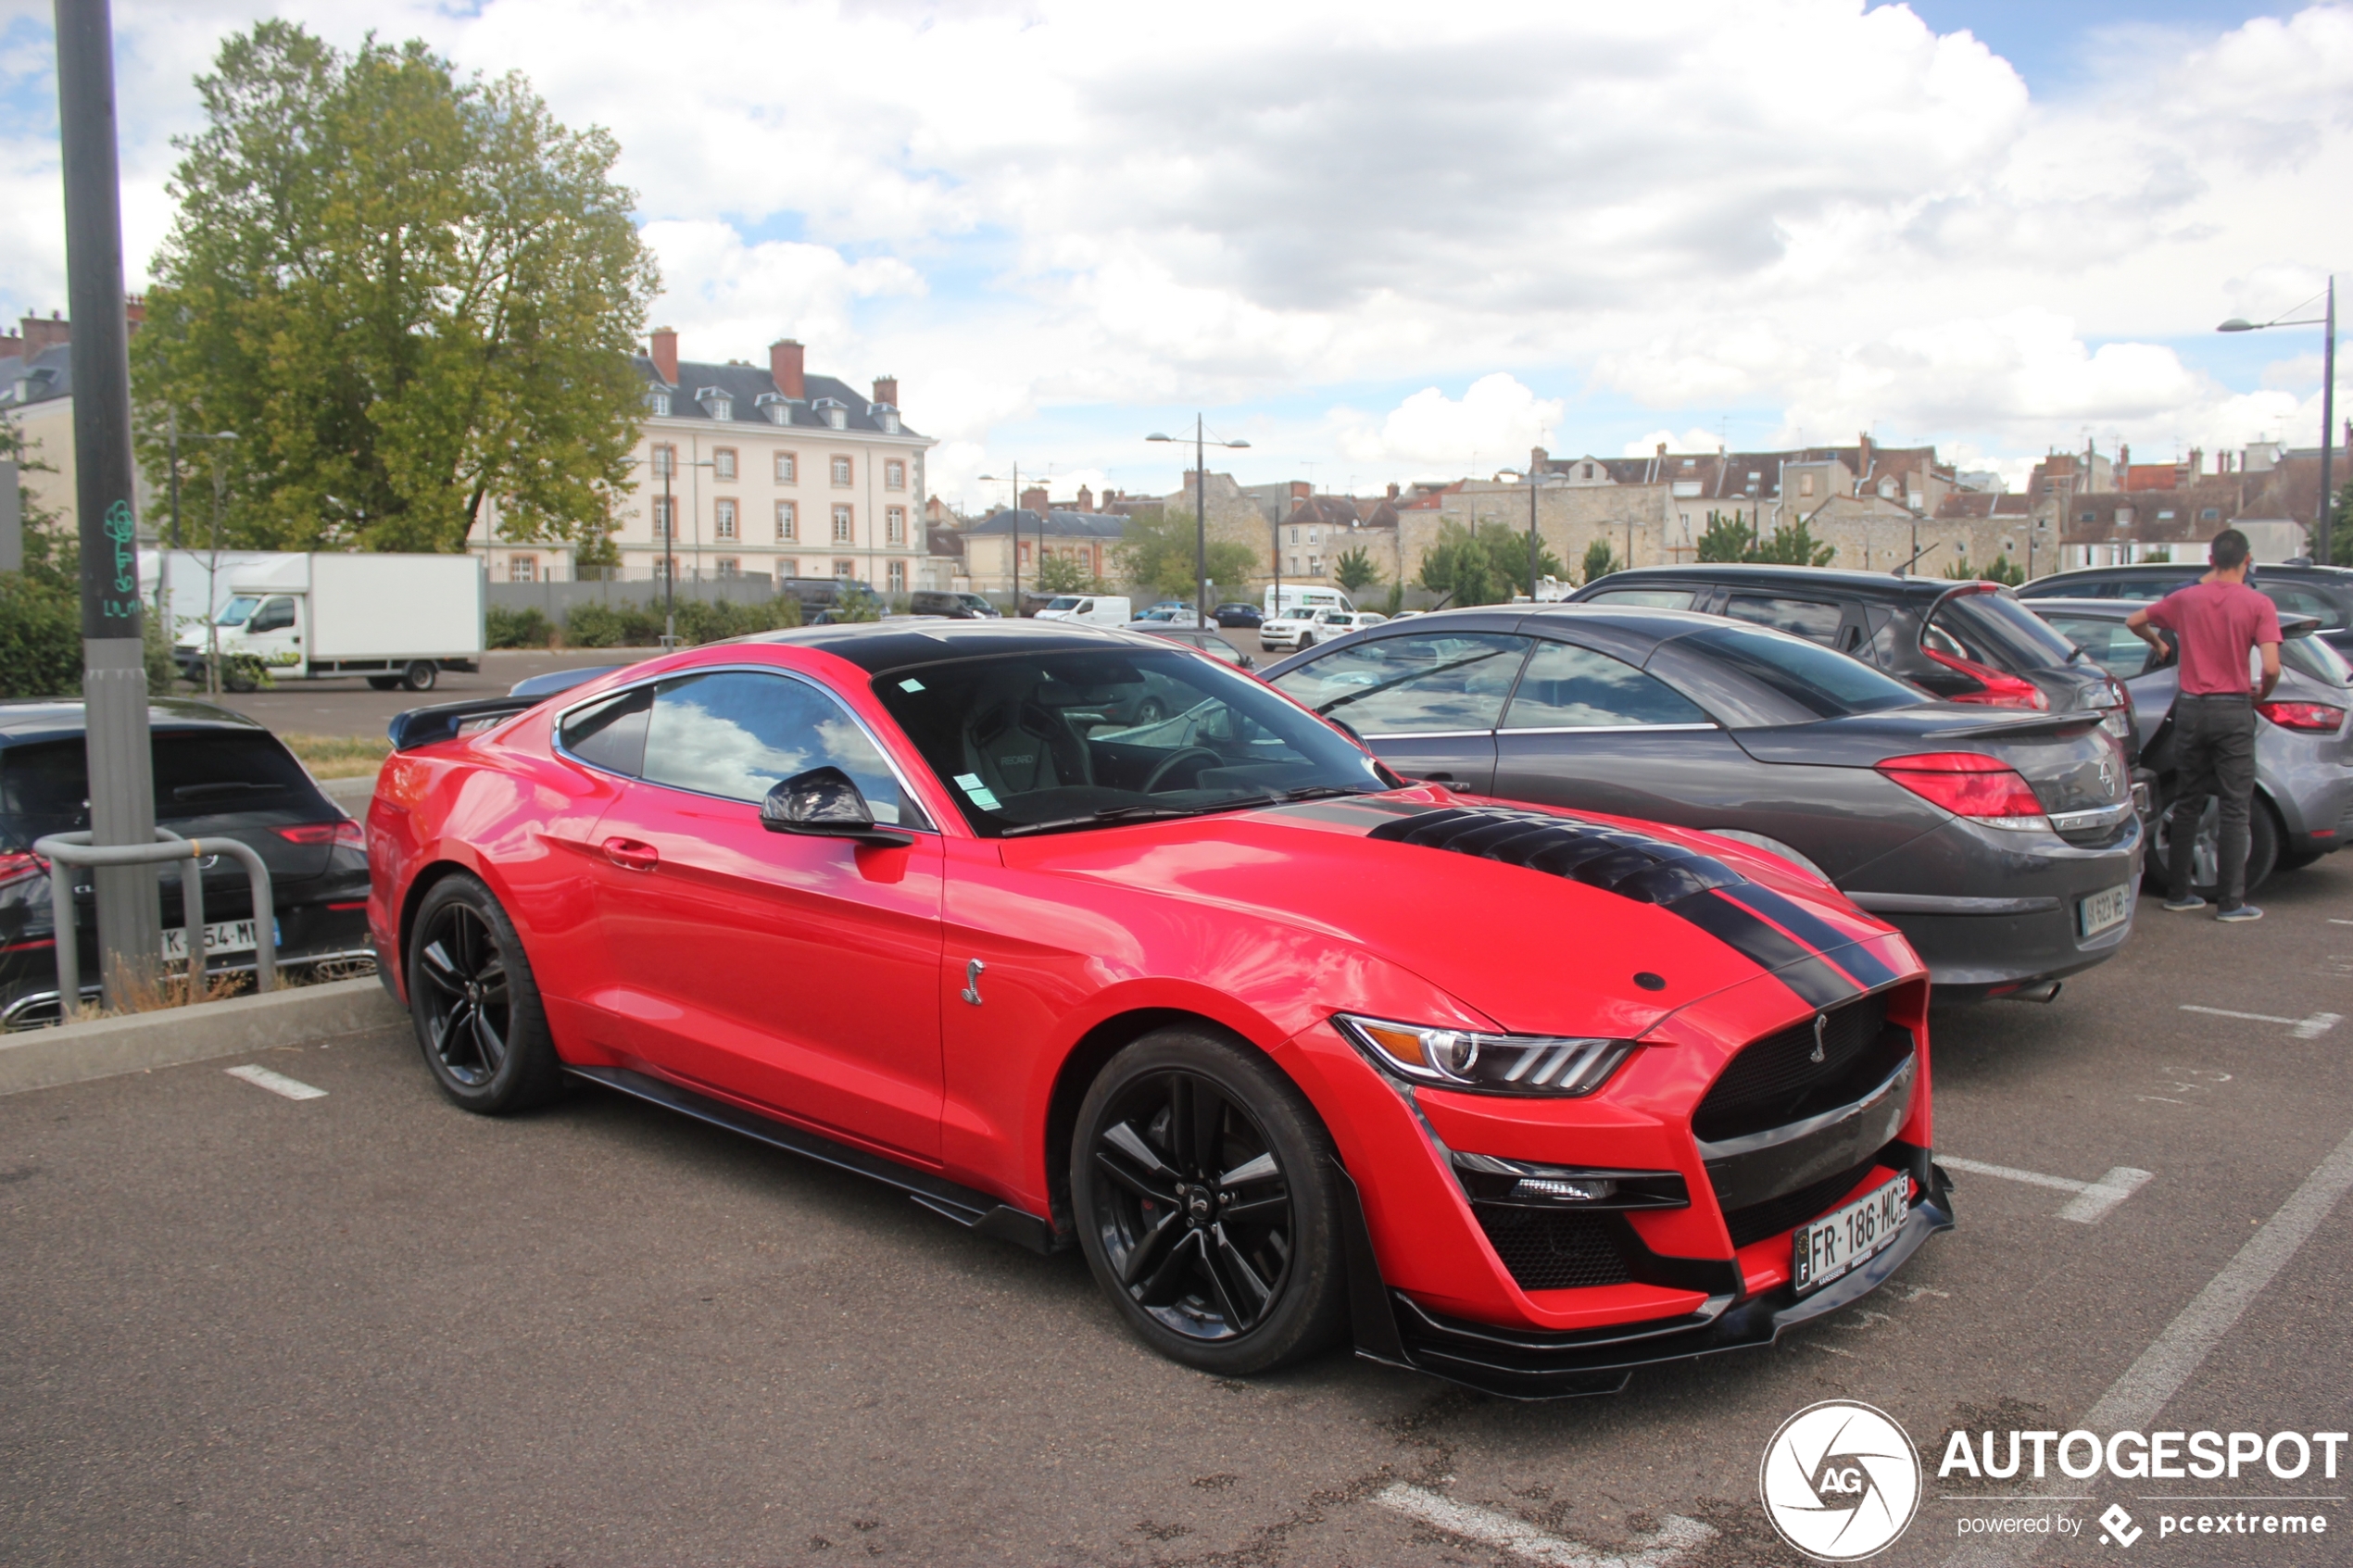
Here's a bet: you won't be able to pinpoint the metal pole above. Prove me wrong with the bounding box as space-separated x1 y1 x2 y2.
206 463 221 696
1528 462 1539 597
1195 415 1209 627
1011 461 1019 615
56 0 160 1005
2321 275 2336 565
661 462 674 644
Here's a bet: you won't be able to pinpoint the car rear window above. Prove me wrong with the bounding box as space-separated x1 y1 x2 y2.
1672 623 1922 718
2283 632 2353 687
0 730 316 834
1929 589 2081 670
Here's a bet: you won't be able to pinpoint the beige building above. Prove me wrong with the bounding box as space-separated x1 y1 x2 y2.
477 332 936 596
2 307 159 543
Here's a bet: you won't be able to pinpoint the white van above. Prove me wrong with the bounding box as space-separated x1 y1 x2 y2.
1033 594 1131 627
1263 585 1354 619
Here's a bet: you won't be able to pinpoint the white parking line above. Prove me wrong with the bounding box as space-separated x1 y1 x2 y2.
223 1064 325 1100
2178 1004 2341 1038
1940 1157 2155 1223
1375 1484 1715 1567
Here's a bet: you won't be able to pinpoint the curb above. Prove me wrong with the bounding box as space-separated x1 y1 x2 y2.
0 977 408 1097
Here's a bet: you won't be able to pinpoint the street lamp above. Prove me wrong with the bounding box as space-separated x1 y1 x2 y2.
161 425 239 696
979 467 1026 615
1147 418 1251 626
2220 277 2337 561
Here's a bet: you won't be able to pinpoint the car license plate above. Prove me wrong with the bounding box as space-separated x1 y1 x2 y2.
2078 883 2133 937
1792 1173 1910 1296
161 918 277 961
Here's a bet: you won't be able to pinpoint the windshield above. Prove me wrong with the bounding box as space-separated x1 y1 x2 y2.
872 647 1388 836
216 595 259 627
1046 596 1082 611
1675 622 1924 717
1930 588 2082 670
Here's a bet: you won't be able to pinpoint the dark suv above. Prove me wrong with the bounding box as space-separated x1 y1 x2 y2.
1573 565 2138 755
2016 560 2353 659
908 590 1000 619
0 701 373 1025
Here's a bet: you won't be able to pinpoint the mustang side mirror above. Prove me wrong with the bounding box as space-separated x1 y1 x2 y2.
761 766 914 847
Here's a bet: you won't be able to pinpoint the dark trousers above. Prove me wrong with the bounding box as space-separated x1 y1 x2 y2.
2168 693 2259 906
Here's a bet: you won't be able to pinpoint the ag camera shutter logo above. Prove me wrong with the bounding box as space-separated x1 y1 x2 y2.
1760 1399 1923 1561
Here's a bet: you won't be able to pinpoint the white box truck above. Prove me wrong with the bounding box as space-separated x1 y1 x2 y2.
1033 594 1131 627
174 553 485 692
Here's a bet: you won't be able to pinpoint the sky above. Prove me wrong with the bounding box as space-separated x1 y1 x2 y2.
2 0 2348 516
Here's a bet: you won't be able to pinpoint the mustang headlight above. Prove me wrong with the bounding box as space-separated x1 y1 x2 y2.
1334 1013 1635 1098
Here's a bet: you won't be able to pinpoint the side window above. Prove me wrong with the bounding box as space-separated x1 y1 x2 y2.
1271 633 1529 734
2040 617 2151 681
1723 594 1843 645
1585 587 1695 610
2259 583 2348 630
248 596 297 633
1501 641 1710 729
640 670 911 823
560 685 653 777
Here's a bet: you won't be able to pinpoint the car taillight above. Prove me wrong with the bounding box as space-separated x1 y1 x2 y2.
2257 700 2347 733
275 821 366 850
1919 646 2048 709
1874 751 2050 830
0 849 45 885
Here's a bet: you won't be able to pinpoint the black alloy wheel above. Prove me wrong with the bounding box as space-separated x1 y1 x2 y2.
1073 1028 1345 1375
407 873 562 1112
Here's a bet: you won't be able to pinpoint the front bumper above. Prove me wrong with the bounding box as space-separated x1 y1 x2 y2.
1343 1160 1955 1398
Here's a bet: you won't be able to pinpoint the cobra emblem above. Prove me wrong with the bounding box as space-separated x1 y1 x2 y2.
1810 1012 1829 1064
961 958 987 1007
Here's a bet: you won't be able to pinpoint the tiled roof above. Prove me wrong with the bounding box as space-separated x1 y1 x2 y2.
968 508 1127 539
0 345 72 408
636 356 925 439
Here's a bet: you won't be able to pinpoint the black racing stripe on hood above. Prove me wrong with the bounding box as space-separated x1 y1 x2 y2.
1363 804 1869 1006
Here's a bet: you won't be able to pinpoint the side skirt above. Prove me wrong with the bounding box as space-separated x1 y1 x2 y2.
565 1064 1061 1255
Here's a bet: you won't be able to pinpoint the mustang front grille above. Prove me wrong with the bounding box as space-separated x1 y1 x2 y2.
1692 992 1901 1142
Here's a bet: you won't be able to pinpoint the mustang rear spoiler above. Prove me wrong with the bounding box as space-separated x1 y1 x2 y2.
388 696 544 752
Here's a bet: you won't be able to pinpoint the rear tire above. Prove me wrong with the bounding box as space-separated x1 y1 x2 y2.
367 675 403 691
402 660 439 692
2149 792 2280 899
1071 1026 1346 1377
406 873 564 1114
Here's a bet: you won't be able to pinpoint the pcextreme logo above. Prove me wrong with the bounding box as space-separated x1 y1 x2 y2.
1760 1399 1923 1562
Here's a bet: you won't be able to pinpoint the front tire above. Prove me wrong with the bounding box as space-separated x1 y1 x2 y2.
403 659 439 692
407 873 564 1113
2149 791 2280 898
1071 1027 1346 1376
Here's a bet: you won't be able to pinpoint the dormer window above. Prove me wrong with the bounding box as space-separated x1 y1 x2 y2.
755 392 794 426
696 387 732 421
812 396 848 431
870 402 901 434
646 390 671 417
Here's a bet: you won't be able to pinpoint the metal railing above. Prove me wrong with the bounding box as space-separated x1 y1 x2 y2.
33 829 276 1023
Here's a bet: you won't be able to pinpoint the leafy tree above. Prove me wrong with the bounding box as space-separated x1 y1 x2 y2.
1415 521 1562 608
1941 557 1977 580
1580 538 1617 584
1116 507 1255 600
2331 483 2353 568
1694 509 1756 563
1333 545 1382 594
131 22 659 554
1978 553 2026 586
1033 551 1105 596
1750 519 1836 567
1381 582 1404 617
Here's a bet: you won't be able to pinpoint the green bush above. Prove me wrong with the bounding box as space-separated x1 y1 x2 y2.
564 595 803 647
0 573 86 697
486 604 554 648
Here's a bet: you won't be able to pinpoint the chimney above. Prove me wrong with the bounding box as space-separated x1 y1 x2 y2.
871 375 897 409
771 339 805 400
20 311 70 358
1021 486 1050 517
124 295 144 335
2118 442 2131 472
1530 445 1549 470
649 326 678 385
1387 482 1400 501
2187 446 2203 478
1076 483 1093 512
1655 442 1667 458
1857 430 1873 468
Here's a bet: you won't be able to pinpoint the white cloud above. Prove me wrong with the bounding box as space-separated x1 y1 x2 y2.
1334 374 1563 470
1623 429 1726 458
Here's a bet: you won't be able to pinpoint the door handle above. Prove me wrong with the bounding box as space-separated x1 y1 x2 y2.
1422 771 1456 784
601 836 658 872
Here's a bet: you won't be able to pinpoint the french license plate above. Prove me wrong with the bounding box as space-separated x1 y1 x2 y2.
1792 1173 1910 1296
2078 883 2133 937
161 918 277 961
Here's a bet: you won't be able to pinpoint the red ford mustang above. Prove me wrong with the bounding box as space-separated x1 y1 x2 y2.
369 621 1952 1397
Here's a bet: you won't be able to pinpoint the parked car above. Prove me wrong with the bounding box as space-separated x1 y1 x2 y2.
1135 625 1256 671
1127 608 1213 629
2018 560 2353 659
1034 594 1132 627
1260 605 2142 1003
1261 607 1387 654
1214 602 1265 629
1570 566 2138 758
2027 598 2353 897
371 621 1948 1396
909 590 1000 620
0 700 373 1026
1263 586 1356 619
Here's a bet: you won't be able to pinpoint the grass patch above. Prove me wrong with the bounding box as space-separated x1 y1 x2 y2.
282 731 393 779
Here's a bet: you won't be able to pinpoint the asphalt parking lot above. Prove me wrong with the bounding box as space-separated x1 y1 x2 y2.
5 868 2350 1566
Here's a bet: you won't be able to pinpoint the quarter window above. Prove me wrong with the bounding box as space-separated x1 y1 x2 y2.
1271 633 1529 735
639 670 910 822
1723 594 1843 646
1500 642 1709 729
560 685 654 776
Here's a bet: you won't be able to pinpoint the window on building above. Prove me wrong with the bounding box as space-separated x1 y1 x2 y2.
647 392 670 417
713 448 736 481
653 496 674 539
774 451 798 483
2118 508 2134 528
887 560 907 593
1800 472 1816 496
714 498 737 540
779 558 799 578
1290 555 1301 573
651 445 675 479
509 555 537 583
775 500 797 540
885 459 906 490
1582 463 1595 479
1020 542 1032 565
833 559 855 579
886 506 905 545
2201 508 2221 521
715 558 740 578
661 554 681 581
831 455 852 485
832 504 853 543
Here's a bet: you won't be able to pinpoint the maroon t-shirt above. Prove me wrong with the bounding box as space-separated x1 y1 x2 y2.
2145 580 2282 696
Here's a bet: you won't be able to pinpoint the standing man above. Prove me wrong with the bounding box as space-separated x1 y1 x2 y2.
2127 528 2282 922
